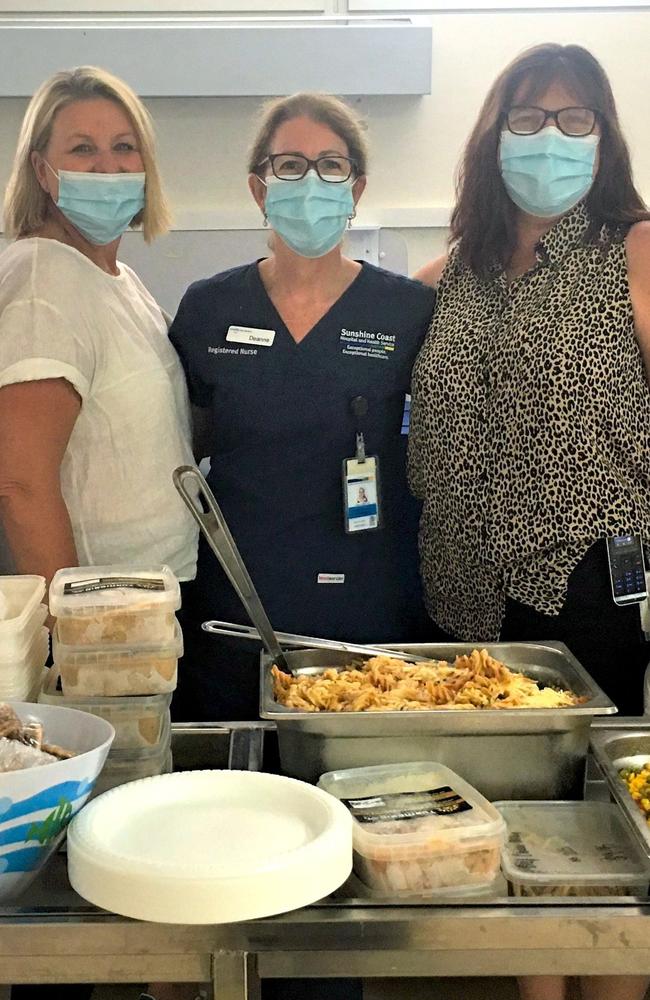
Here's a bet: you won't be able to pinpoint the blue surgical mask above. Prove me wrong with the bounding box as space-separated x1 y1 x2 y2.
47 163 145 245
263 171 354 259
499 128 599 219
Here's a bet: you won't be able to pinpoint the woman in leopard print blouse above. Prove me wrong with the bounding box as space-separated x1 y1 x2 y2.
411 41 650 1000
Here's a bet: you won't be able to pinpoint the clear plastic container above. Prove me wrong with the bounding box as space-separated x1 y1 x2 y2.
0 576 46 659
53 620 183 697
0 626 49 701
318 761 505 898
93 745 172 798
49 565 181 646
39 668 172 751
496 801 650 897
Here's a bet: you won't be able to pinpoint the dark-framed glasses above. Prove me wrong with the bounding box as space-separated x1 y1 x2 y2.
259 152 357 183
505 106 598 138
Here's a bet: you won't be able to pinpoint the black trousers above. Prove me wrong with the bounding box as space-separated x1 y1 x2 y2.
498 539 648 716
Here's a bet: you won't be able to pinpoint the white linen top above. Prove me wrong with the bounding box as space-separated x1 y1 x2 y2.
0 238 198 579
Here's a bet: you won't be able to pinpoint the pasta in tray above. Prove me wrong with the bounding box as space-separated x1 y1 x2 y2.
271 649 581 713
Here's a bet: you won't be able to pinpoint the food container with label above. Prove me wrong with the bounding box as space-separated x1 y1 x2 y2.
49 565 181 647
0 576 47 660
39 668 172 751
318 761 505 898
53 621 183 697
495 801 650 897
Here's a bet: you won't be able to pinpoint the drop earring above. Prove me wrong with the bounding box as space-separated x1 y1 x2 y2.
347 207 356 230
263 214 269 228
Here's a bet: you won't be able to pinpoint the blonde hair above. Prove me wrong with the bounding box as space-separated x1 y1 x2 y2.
3 65 171 241
248 92 368 177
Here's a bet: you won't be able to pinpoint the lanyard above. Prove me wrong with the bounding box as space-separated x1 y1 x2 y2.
350 395 368 464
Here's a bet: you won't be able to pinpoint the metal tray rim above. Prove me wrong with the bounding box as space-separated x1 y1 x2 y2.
260 640 617 721
590 728 650 861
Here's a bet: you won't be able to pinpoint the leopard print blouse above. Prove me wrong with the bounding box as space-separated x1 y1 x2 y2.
409 202 650 641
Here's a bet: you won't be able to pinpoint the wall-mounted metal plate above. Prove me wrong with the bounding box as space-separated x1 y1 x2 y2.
0 15 432 96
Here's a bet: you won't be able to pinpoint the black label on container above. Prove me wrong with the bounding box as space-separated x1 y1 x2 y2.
342 785 473 824
63 576 165 595
596 842 634 863
508 832 579 871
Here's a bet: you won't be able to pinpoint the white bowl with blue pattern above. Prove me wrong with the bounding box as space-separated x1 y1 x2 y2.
0 701 114 900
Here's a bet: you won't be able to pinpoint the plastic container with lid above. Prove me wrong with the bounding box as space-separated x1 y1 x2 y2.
39 669 172 751
53 620 183 697
0 576 47 659
496 801 650 897
0 626 49 702
93 744 172 798
49 565 181 647
318 761 505 898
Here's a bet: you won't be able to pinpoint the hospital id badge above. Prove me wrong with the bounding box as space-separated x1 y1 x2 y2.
342 456 381 533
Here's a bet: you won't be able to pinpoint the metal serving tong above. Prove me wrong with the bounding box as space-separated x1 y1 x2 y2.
173 465 291 672
173 465 426 673
201 619 427 664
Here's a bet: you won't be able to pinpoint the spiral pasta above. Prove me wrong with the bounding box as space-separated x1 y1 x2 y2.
272 649 581 713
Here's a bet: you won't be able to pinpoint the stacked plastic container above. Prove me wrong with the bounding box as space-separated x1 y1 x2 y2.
42 566 183 794
0 576 49 702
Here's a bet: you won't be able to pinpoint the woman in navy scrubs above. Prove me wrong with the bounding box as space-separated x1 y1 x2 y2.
170 92 437 722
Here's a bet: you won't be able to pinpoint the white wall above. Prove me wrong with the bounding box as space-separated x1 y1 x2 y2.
1 9 649 275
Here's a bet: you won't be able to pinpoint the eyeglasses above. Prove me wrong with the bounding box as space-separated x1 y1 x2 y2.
258 153 357 183
505 106 598 137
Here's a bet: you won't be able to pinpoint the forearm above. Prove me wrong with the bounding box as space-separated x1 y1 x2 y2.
0 484 78 586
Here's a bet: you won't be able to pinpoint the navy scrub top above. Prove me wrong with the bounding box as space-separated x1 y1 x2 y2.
170 261 436 718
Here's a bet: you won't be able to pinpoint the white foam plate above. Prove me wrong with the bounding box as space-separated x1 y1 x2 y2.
67 769 352 923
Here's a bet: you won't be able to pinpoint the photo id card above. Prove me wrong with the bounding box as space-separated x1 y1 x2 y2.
342 456 381 533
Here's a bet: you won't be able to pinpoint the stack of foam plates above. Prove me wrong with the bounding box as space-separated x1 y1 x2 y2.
67 770 352 923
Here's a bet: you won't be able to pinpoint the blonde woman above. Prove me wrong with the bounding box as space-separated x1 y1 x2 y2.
0 66 197 587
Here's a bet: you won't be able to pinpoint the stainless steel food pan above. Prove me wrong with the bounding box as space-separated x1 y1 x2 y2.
590 725 650 861
260 641 616 799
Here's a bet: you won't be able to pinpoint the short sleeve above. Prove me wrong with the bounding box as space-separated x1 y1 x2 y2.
400 282 436 371
406 287 436 501
168 291 212 409
414 285 436 335
0 298 94 399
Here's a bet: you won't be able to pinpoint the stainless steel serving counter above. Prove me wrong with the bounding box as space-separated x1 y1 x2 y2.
5 861 650 997
3 719 650 998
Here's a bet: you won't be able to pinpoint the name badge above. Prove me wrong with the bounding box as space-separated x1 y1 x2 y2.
342 456 381 533
226 325 275 347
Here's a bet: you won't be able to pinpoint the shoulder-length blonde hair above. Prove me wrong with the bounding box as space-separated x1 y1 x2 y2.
4 65 171 242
